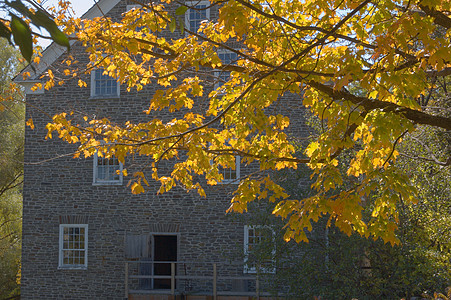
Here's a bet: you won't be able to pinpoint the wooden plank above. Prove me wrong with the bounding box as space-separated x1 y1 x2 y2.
125 234 150 259
171 262 175 295
125 262 129 299
130 274 258 280
213 263 217 300
256 275 260 300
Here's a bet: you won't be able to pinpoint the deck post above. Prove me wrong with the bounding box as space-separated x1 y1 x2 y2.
213 263 217 300
171 262 176 295
256 274 260 299
124 262 129 300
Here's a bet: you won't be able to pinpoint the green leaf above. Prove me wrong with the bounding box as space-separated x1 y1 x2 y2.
175 5 188 15
179 18 184 35
0 21 12 44
169 16 176 33
30 9 55 28
47 26 70 49
34 10 70 49
8 1 69 50
10 14 32 63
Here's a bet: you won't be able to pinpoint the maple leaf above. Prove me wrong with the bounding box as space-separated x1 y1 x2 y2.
15 0 451 244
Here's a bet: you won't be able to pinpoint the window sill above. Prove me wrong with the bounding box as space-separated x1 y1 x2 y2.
89 95 120 100
93 181 123 186
218 180 239 185
243 269 276 274
58 266 88 270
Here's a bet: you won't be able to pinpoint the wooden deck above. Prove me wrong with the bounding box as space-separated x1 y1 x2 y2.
129 295 279 300
125 261 281 300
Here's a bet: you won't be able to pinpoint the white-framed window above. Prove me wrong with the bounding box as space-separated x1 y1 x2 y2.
59 224 88 269
244 225 276 274
219 155 240 184
93 152 123 185
215 51 238 91
185 1 210 34
90 68 120 98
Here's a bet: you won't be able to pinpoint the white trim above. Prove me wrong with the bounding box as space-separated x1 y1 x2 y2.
243 225 276 274
81 0 121 20
90 68 120 98
218 155 240 184
185 1 210 33
93 152 123 185
18 81 45 95
15 43 73 83
58 224 88 269
14 0 121 82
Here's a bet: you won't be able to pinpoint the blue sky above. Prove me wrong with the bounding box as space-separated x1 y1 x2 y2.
43 0 94 17
39 0 95 47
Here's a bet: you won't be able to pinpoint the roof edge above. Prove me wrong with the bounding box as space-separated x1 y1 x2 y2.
14 0 121 83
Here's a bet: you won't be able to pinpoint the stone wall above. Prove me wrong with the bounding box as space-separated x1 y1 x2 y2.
20 0 312 299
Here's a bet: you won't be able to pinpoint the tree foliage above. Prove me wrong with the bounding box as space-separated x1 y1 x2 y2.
0 38 23 299
18 0 451 244
0 0 70 64
260 122 450 299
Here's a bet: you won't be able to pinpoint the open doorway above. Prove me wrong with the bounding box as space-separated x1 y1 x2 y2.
153 235 177 289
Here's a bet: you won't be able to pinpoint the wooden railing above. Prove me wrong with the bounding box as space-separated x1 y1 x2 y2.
125 260 267 299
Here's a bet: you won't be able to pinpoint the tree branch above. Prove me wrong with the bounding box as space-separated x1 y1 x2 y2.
234 0 416 60
0 173 23 199
307 80 451 130
399 135 451 166
399 152 450 166
419 3 451 29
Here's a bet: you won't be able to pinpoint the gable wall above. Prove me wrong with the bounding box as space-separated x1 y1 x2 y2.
20 0 312 299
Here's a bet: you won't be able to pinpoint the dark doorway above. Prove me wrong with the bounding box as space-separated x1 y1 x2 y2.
153 235 177 289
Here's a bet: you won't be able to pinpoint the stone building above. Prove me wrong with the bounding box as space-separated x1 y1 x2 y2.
15 0 312 299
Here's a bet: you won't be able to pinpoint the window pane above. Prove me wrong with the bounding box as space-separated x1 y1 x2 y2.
95 155 121 183
217 52 238 87
60 225 87 267
189 4 207 33
93 69 118 96
245 226 275 273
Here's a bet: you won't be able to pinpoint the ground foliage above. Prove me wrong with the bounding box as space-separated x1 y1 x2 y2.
12 0 451 244
0 39 23 299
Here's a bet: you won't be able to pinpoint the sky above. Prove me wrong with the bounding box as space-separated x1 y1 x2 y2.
43 0 94 17
39 0 95 47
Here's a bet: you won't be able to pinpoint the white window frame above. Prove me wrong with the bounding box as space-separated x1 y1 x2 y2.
58 224 88 269
185 1 210 34
218 155 240 184
93 152 123 185
214 50 239 91
243 225 276 274
90 68 120 98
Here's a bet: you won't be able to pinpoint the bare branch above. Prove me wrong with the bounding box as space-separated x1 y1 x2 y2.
399 152 451 167
0 173 23 199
